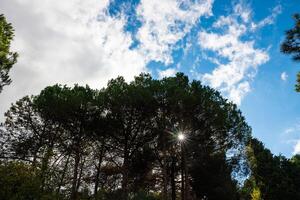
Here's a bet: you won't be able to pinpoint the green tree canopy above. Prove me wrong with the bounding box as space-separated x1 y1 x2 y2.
0 14 17 93
241 138 300 200
281 14 300 91
0 73 252 200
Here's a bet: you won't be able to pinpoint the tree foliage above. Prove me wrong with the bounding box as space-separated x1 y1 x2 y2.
0 73 253 200
0 162 43 200
281 14 300 61
281 13 300 91
241 138 300 200
0 14 17 93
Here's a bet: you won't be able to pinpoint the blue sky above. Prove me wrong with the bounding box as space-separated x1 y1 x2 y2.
0 0 299 157
240 0 300 157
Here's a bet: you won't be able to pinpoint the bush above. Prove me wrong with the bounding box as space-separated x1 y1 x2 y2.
0 162 41 200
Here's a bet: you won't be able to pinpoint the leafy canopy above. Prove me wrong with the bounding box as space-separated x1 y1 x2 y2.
0 14 17 93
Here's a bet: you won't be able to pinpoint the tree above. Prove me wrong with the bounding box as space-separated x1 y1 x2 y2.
34 84 100 200
185 80 250 200
0 162 41 200
103 74 158 199
0 14 17 93
0 95 64 195
281 14 300 91
241 138 300 200
152 73 191 200
141 73 250 200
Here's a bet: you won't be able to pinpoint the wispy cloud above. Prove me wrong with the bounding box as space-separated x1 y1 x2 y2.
136 0 213 64
251 5 282 30
281 122 300 155
198 2 281 105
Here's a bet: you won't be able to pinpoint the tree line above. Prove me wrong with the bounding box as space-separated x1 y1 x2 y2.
1 73 300 200
1 73 250 199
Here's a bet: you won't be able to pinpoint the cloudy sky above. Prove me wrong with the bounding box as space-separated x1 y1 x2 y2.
0 0 300 157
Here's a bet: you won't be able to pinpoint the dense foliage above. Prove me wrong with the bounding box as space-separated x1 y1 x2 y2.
0 73 251 200
0 14 17 93
240 139 300 200
281 13 300 91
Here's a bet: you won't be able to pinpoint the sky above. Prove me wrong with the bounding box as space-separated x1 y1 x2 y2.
0 0 299 157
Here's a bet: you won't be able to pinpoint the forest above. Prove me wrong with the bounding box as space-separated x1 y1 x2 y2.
1 6 300 200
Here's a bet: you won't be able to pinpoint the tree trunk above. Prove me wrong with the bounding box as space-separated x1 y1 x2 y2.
181 145 185 200
76 157 84 192
70 150 80 200
182 145 189 200
171 156 176 200
121 137 129 200
184 157 189 200
56 155 70 196
40 146 53 191
161 146 168 200
162 161 168 200
94 145 104 198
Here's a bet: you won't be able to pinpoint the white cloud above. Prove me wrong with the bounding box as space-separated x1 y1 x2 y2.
281 122 300 155
158 68 177 79
285 127 296 134
293 140 300 155
0 0 147 120
251 5 282 30
233 2 252 23
281 72 288 81
136 0 213 64
282 121 300 135
198 3 272 105
228 82 251 104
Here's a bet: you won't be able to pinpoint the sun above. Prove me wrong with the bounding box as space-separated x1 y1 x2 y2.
178 133 185 141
